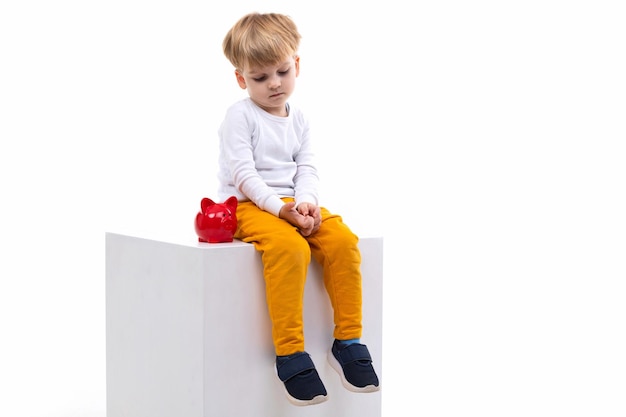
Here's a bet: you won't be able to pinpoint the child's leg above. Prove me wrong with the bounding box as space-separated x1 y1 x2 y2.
236 200 329 404
235 200 311 356
305 208 363 341
306 208 380 392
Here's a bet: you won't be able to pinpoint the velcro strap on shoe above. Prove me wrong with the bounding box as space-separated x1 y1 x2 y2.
338 343 372 364
276 352 315 382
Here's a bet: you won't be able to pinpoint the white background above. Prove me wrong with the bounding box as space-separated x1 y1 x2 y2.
1 1 625 416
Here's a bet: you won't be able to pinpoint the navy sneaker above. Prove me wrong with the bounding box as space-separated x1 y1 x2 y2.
276 351 328 406
328 340 380 392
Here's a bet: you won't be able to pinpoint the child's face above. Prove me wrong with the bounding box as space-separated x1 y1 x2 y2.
235 55 300 117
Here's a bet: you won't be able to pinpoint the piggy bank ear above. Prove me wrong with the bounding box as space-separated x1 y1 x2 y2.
224 196 238 211
200 198 216 212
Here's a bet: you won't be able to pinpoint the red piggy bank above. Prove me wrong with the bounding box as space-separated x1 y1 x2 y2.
195 196 238 243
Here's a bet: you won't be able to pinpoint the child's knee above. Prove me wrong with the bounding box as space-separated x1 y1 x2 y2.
272 232 311 259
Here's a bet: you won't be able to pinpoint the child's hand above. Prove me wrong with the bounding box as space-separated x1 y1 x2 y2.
296 202 321 236
279 202 320 236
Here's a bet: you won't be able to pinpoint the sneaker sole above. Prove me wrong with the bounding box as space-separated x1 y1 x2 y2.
285 393 328 407
327 349 381 393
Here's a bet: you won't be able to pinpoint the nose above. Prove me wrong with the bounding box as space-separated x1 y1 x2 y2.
268 74 281 89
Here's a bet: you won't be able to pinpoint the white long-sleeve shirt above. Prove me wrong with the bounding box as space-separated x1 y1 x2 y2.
217 98 319 217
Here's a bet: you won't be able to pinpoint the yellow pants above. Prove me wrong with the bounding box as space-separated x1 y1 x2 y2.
235 198 363 356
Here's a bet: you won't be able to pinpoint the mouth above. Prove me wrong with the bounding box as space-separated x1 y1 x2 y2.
269 92 283 98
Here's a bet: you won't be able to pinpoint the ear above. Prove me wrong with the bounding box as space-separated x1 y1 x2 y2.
225 196 238 211
201 198 215 212
294 55 300 77
235 69 247 89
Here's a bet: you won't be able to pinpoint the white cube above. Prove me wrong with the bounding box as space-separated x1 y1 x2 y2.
106 232 383 417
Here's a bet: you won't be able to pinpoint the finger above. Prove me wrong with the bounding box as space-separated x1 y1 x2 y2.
297 203 309 216
299 217 313 230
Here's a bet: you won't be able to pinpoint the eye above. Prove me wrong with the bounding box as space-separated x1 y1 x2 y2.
278 68 290 76
253 76 267 82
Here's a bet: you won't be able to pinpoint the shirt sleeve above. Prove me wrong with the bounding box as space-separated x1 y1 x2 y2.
293 113 320 207
219 106 285 216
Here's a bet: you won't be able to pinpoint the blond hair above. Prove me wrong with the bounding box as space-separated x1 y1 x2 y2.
223 12 301 70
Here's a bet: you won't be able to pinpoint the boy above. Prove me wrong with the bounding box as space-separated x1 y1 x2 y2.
218 12 380 406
